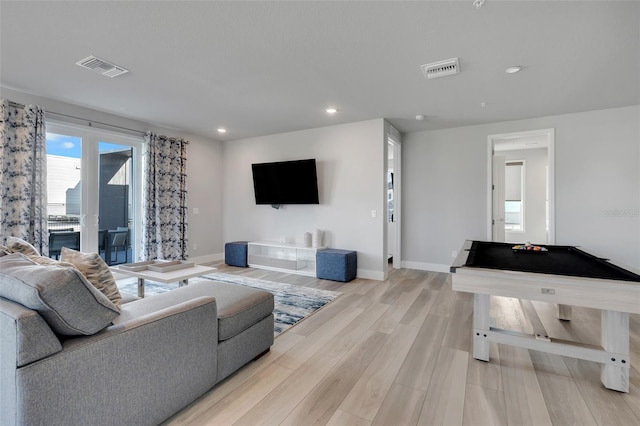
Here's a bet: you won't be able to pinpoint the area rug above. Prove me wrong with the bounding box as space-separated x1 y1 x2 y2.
116 272 341 336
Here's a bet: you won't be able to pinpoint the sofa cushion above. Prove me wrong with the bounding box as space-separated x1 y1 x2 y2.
0 253 119 335
116 281 274 341
60 247 123 310
6 236 40 257
210 281 274 341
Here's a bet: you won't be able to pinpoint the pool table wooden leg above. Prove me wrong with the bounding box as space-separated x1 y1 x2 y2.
601 310 629 392
473 293 491 361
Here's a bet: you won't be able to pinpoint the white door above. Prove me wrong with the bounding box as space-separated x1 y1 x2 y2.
492 155 506 242
46 122 142 260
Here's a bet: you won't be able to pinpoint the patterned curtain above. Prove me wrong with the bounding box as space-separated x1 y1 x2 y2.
0 99 48 254
142 132 189 260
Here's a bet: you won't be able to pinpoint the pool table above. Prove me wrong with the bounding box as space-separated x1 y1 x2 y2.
451 240 640 392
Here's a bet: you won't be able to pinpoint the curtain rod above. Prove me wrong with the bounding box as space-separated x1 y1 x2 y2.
6 99 147 137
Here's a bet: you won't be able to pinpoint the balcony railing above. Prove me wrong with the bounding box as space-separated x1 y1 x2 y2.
48 216 80 232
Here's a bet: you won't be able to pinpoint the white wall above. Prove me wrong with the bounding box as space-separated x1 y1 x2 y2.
187 137 224 261
1 87 225 262
502 148 547 245
403 105 640 271
222 119 387 279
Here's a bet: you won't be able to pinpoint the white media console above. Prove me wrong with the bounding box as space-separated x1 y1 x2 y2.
247 241 325 276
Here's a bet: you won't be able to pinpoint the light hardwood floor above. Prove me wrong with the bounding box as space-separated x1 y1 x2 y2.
164 263 640 426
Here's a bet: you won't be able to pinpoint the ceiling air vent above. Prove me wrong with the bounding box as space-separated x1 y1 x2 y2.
421 57 460 80
76 55 129 78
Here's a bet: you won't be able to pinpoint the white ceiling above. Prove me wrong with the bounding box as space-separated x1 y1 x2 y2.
1 1 638 141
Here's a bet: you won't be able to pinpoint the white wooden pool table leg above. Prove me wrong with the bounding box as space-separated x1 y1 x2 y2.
601 310 629 392
473 293 491 361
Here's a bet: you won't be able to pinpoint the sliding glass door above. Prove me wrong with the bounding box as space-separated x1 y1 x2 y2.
46 122 143 263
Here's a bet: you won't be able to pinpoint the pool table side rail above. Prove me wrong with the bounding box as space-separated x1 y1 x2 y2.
452 265 640 314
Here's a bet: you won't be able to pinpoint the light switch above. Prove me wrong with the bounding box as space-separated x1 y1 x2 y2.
193 207 200 214
371 209 377 218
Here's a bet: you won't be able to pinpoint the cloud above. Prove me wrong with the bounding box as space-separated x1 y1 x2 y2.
62 141 75 149
46 132 64 142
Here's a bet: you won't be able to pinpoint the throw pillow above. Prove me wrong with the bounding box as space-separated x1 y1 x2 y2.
30 255 76 268
0 253 119 335
0 244 10 257
6 236 40 257
60 247 123 310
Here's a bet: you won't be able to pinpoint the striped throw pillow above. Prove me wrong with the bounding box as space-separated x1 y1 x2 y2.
61 247 123 310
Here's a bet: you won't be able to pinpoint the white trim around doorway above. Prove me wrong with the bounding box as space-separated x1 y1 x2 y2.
487 128 555 244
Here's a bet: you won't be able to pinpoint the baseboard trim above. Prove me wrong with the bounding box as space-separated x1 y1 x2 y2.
357 269 385 281
190 252 224 265
400 261 451 274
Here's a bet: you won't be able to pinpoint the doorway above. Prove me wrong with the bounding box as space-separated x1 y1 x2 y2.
46 122 143 262
387 136 401 271
487 129 555 244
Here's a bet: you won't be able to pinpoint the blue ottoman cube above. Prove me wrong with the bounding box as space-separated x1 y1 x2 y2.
316 249 357 282
225 241 248 267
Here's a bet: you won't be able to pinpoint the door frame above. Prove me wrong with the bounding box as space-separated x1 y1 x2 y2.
487 128 555 244
389 137 402 270
492 155 506 242
46 120 144 255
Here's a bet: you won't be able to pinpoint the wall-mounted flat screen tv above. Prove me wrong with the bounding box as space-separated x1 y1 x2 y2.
252 159 319 206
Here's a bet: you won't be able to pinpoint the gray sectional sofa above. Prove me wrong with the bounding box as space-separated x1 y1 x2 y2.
0 253 274 426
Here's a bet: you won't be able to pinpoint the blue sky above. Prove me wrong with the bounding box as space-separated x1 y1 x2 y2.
46 133 126 158
46 133 81 158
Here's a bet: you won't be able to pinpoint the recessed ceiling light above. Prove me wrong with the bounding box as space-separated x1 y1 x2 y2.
415 115 425 121
505 66 523 74
480 102 487 107
217 128 227 133
325 107 337 114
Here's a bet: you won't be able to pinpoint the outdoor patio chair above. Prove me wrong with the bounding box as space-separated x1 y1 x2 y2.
48 231 80 259
105 229 129 265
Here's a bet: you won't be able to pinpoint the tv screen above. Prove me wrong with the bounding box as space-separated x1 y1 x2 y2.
252 159 320 205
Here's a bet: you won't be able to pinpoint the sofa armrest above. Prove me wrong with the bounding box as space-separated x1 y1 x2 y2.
0 297 62 366
1 297 63 426
14 296 219 426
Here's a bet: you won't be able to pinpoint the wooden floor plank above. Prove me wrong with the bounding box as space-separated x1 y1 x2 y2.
399 287 438 328
417 347 469 426
372 383 425 426
442 291 474 352
499 345 552 426
466 343 503 392
529 351 597 426
395 313 448 392
562 357 640 426
370 285 422 334
326 409 371 426
232 352 340 425
274 306 365 370
339 323 421 421
463 383 507 426
429 276 457 318
280 330 388 426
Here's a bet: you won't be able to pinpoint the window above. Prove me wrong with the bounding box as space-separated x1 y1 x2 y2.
505 161 524 231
